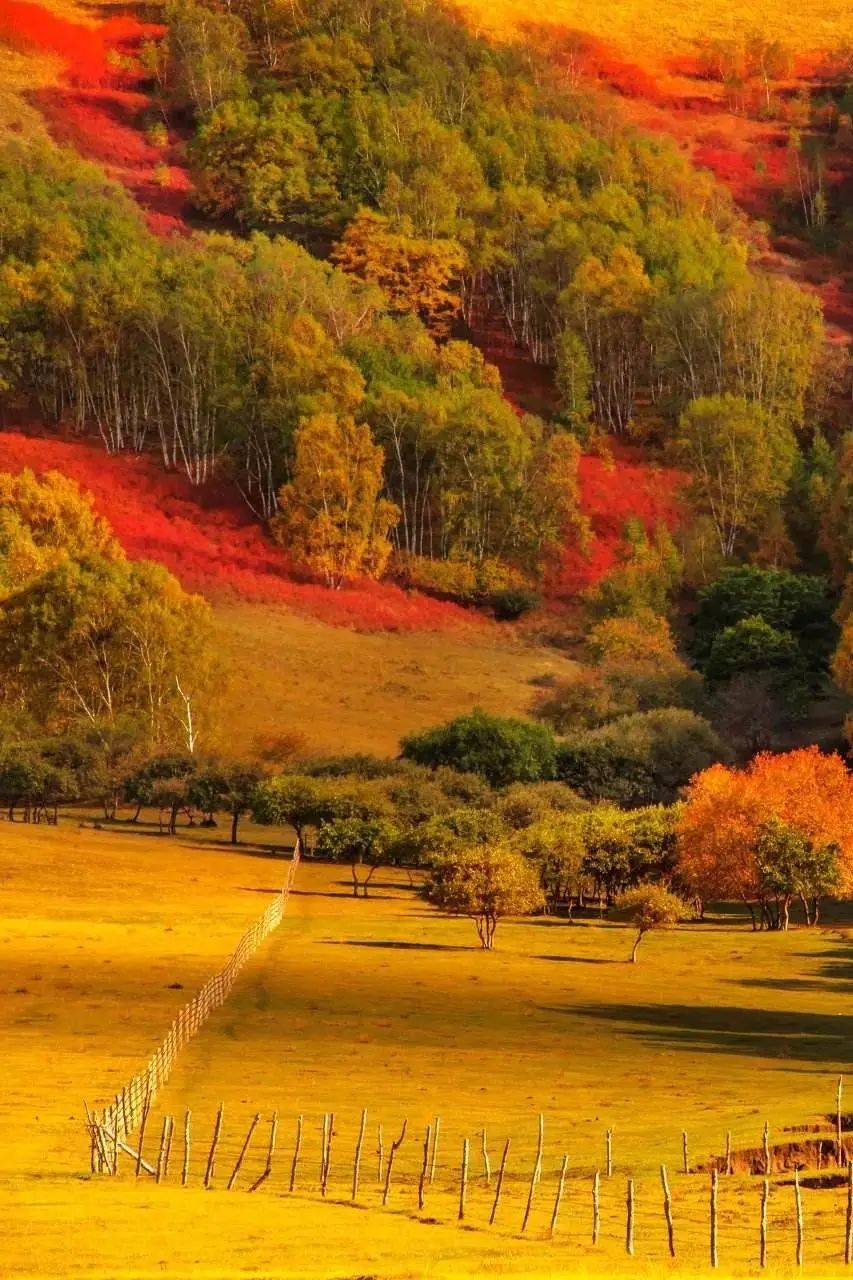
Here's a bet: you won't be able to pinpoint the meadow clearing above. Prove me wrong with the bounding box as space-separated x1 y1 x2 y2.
3 817 853 1277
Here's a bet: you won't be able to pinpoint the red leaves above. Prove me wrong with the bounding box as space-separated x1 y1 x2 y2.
550 448 687 596
0 431 475 633
0 1 157 87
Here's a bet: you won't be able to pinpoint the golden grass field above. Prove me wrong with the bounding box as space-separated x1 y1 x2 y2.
215 601 576 757
457 0 850 62
3 818 853 1277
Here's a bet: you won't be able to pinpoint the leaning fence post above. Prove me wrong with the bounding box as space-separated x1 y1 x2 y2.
661 1165 676 1258
489 1138 510 1226
249 1111 277 1191
626 1178 635 1256
593 1170 601 1244
352 1108 367 1203
760 1177 769 1269
382 1120 407 1206
521 1120 543 1233
226 1112 259 1190
182 1109 191 1186
205 1104 223 1189
458 1137 469 1221
710 1168 719 1269
550 1154 568 1238
795 1167 804 1267
289 1113 303 1193
136 1092 151 1179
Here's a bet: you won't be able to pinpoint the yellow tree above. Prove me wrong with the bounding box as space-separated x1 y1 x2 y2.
272 413 399 588
331 209 466 338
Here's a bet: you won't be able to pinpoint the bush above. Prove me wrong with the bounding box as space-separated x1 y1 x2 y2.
425 843 544 948
392 554 535 611
401 710 557 788
556 708 725 804
491 587 540 621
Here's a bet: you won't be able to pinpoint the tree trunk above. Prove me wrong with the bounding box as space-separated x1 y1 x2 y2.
630 930 643 963
230 809 239 846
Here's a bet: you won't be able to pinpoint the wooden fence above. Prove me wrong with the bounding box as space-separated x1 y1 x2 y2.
85 841 301 1167
90 1090 853 1270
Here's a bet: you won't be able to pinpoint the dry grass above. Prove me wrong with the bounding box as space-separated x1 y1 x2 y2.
214 600 575 757
3 821 853 1277
457 0 848 62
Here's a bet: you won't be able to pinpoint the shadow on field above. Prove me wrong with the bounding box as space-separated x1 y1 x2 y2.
322 939 470 953
536 954 617 965
551 1002 853 1064
730 947 853 995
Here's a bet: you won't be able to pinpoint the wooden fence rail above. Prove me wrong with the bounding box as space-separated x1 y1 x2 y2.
86 842 301 1166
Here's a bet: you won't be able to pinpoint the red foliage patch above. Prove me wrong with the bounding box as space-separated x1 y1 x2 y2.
0 430 477 633
551 447 687 597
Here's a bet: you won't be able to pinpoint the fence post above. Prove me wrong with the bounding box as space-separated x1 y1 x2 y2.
626 1178 635 1256
840 1077 846 1168
846 1160 853 1265
377 1123 384 1184
521 1119 544 1233
481 1128 491 1185
429 1116 440 1184
182 1109 191 1186
322 1112 334 1197
352 1108 367 1203
760 1177 769 1269
710 1168 719 1269
606 1127 613 1177
227 1112 259 1190
321 1114 329 1189
249 1111 277 1191
289 1114 303 1193
725 1130 732 1176
661 1165 676 1258
682 1130 689 1175
550 1155 568 1238
593 1170 601 1245
205 1104 223 1189
795 1167 804 1267
156 1116 169 1184
458 1138 469 1222
418 1124 431 1211
489 1138 510 1226
763 1121 771 1176
381 1120 407 1207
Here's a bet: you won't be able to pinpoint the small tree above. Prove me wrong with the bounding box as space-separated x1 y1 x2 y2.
612 884 690 963
756 818 839 929
316 815 399 897
425 844 544 949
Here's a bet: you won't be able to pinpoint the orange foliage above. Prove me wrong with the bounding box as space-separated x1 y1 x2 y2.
678 747 853 901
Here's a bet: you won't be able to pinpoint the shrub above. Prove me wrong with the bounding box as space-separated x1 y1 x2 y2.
491 587 540 621
401 709 557 788
612 884 691 962
556 708 725 804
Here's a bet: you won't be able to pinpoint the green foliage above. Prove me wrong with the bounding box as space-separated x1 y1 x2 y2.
555 708 724 804
703 617 808 708
755 817 839 929
425 843 544 948
401 709 557 788
316 814 400 895
693 566 838 675
585 520 682 620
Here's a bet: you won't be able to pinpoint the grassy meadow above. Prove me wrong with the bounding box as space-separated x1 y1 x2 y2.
216 601 576 757
3 818 853 1277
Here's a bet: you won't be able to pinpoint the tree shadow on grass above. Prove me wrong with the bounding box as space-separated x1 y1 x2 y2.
729 947 853 996
536 955 618 965
322 939 470 953
543 1001 853 1066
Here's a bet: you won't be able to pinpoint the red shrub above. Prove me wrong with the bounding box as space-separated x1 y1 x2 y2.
0 431 477 633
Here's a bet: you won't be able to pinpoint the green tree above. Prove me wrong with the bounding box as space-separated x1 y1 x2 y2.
676 395 797 559
755 818 839 929
401 710 557 788
316 814 399 896
425 844 544 949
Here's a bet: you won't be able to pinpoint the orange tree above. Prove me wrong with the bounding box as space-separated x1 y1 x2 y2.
677 748 853 927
